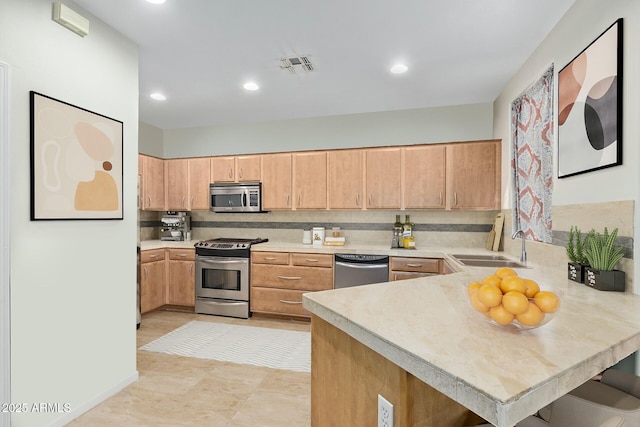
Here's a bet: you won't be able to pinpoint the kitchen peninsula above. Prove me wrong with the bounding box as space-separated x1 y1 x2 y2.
303 264 640 426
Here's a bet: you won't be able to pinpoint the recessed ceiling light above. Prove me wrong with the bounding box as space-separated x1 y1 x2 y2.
243 82 259 91
390 64 408 74
150 93 166 101
146 0 166 4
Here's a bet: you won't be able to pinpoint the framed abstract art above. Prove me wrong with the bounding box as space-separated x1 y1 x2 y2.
30 91 123 220
557 19 623 178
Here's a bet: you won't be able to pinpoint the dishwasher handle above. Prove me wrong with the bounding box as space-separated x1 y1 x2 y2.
336 261 389 270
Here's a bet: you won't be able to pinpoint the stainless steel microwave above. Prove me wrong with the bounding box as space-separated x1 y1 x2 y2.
210 182 262 212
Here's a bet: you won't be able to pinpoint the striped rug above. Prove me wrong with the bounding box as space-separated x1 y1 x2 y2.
140 321 310 373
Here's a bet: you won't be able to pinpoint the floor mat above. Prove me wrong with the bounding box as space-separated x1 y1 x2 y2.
139 320 310 373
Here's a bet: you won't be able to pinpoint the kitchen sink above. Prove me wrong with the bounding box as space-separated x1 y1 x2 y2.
449 254 528 268
450 254 510 261
455 259 528 268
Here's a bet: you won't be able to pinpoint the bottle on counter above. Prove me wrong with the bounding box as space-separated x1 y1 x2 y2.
393 215 403 248
402 215 414 249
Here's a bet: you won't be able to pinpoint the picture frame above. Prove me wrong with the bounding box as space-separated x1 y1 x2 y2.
30 91 123 220
557 18 623 179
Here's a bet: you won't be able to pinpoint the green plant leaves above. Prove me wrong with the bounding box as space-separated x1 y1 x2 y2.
583 227 624 271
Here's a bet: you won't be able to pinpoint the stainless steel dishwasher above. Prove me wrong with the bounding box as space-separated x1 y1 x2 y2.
334 254 390 288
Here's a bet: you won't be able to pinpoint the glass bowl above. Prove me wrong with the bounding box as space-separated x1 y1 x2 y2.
465 284 560 330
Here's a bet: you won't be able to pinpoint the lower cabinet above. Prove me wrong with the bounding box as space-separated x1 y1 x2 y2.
389 256 442 281
140 248 195 314
166 248 195 307
251 251 333 318
140 249 166 314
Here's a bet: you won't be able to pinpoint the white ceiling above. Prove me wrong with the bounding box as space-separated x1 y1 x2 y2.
73 0 575 130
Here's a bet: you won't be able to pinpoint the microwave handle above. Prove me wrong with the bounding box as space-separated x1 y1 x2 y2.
242 191 247 208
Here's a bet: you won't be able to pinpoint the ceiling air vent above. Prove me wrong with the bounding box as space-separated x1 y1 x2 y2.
280 56 315 73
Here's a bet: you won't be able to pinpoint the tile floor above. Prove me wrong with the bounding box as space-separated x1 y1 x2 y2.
68 310 312 427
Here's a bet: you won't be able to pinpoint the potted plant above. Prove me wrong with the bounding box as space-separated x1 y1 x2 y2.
566 226 589 283
583 227 625 292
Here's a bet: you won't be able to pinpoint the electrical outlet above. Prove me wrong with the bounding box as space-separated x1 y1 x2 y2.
378 394 394 427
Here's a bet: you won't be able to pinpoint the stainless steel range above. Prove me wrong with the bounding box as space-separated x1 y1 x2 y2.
194 237 268 318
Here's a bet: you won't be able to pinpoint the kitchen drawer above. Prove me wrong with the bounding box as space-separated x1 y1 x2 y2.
251 264 333 291
390 271 438 281
291 253 333 268
141 249 166 263
390 257 441 273
251 287 309 318
168 248 195 261
252 251 290 265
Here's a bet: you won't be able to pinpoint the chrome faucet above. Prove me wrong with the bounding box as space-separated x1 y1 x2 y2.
512 229 527 265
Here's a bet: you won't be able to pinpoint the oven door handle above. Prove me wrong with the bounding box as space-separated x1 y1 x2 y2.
198 258 248 265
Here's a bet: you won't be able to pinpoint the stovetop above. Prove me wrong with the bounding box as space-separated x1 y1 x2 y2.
194 237 269 250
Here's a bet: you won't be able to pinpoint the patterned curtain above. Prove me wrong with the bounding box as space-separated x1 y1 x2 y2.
511 66 554 243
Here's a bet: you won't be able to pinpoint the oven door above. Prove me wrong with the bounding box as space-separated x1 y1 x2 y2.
195 255 249 301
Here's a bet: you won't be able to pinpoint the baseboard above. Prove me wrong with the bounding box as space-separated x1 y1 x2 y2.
45 371 139 427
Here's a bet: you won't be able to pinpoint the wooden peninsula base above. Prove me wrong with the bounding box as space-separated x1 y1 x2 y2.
311 315 485 426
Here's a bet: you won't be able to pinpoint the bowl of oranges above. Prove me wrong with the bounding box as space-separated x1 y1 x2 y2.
466 267 560 330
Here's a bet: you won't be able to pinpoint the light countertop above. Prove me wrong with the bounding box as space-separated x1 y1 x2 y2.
141 240 198 250
303 262 640 426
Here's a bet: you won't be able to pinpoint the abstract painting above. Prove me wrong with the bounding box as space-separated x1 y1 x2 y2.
511 66 554 243
558 19 622 178
30 91 123 220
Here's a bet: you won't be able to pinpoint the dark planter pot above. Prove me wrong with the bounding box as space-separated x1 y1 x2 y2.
567 262 586 283
584 267 625 292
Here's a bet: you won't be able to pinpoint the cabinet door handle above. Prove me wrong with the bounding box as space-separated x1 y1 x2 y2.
147 195 151 207
190 196 194 207
239 168 243 179
264 257 277 260
298 194 302 207
439 192 443 206
356 193 360 206
368 195 372 206
189 264 193 275
144 266 148 279
406 263 422 268
181 195 186 208
228 168 233 179
305 259 318 263
279 300 302 305
286 194 290 206
178 253 187 257
454 192 458 206
149 254 159 259
277 276 302 280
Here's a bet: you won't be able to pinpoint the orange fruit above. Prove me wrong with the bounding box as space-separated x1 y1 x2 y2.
495 267 518 279
477 284 503 307
470 293 489 313
534 291 560 313
467 282 482 297
482 275 502 288
489 304 515 325
500 276 527 294
502 291 530 315
516 303 545 326
523 279 540 298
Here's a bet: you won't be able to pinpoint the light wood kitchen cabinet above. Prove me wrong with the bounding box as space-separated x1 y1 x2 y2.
188 157 211 210
404 145 446 209
211 155 261 183
140 249 166 313
446 140 501 210
365 147 401 209
166 249 195 307
165 159 189 210
328 149 364 209
140 154 165 211
251 251 333 318
261 153 292 210
389 256 441 281
293 151 327 209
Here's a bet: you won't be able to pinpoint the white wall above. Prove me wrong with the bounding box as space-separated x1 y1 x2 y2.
0 1 139 426
139 121 163 158
162 102 493 158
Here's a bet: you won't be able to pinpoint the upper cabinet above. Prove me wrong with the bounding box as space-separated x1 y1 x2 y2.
446 140 501 210
140 154 165 211
293 152 327 209
403 145 446 209
165 159 189 210
262 153 292 210
211 155 261 183
365 148 401 209
188 157 211 210
328 150 364 209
